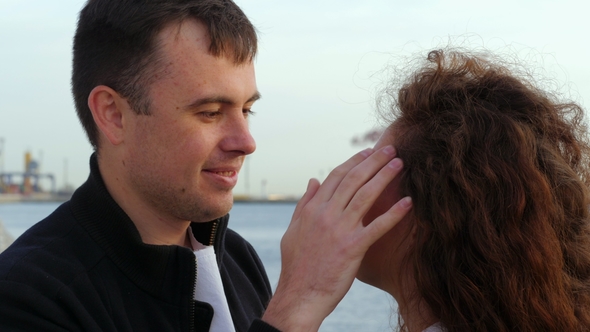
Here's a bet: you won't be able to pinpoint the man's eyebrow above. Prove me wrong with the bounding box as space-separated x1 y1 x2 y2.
248 92 262 103
187 92 261 108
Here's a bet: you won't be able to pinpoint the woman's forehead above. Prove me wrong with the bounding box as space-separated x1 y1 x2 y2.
374 126 396 150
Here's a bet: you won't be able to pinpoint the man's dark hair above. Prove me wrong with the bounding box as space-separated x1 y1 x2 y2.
72 0 258 149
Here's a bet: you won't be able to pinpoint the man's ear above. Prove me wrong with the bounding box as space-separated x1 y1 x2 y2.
88 85 130 146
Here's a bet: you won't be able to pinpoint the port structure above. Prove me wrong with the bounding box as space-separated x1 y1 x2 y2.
0 151 56 195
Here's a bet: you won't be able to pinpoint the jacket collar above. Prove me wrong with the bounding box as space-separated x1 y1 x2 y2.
70 153 229 299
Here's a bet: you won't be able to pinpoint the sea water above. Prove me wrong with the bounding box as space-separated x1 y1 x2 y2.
0 202 398 331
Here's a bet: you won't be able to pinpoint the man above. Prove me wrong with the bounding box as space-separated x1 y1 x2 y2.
0 1 411 331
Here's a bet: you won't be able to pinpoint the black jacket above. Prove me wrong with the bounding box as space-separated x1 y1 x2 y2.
0 155 279 332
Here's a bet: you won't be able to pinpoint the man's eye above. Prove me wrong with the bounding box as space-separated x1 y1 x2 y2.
200 111 221 118
243 109 255 117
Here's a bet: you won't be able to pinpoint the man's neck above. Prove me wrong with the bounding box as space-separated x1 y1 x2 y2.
97 154 192 248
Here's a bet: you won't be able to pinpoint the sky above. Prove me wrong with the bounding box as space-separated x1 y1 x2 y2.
1 0 589 197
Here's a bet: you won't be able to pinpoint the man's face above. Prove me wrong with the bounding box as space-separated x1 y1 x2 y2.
122 19 258 223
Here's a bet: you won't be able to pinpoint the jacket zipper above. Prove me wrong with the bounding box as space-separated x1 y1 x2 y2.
208 220 219 246
189 252 197 331
189 219 217 331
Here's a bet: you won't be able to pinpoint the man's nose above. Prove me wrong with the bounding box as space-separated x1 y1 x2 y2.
222 114 256 155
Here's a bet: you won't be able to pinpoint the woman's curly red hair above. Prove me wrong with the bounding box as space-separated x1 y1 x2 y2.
385 49 590 331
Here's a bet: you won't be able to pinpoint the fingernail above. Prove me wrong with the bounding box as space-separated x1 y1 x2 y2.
360 148 374 157
400 196 412 208
388 158 402 170
383 145 395 156
306 179 313 191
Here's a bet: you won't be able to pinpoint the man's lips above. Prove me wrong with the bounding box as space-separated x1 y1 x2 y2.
205 170 236 177
201 168 239 189
202 167 240 176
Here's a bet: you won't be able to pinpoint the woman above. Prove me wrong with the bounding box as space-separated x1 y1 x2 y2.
358 49 590 331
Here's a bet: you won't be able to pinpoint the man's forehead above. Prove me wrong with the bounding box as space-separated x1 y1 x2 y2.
157 19 210 52
157 19 251 66
150 20 254 85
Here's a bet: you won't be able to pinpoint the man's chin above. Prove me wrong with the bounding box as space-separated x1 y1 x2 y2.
192 192 234 222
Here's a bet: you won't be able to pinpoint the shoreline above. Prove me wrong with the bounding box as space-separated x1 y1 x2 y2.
0 194 299 204
0 193 73 204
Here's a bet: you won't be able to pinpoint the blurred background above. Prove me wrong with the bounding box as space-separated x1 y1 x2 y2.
1 0 588 199
1 1 589 330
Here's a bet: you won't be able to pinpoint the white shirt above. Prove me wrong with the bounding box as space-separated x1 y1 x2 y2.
423 322 446 332
189 230 236 332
